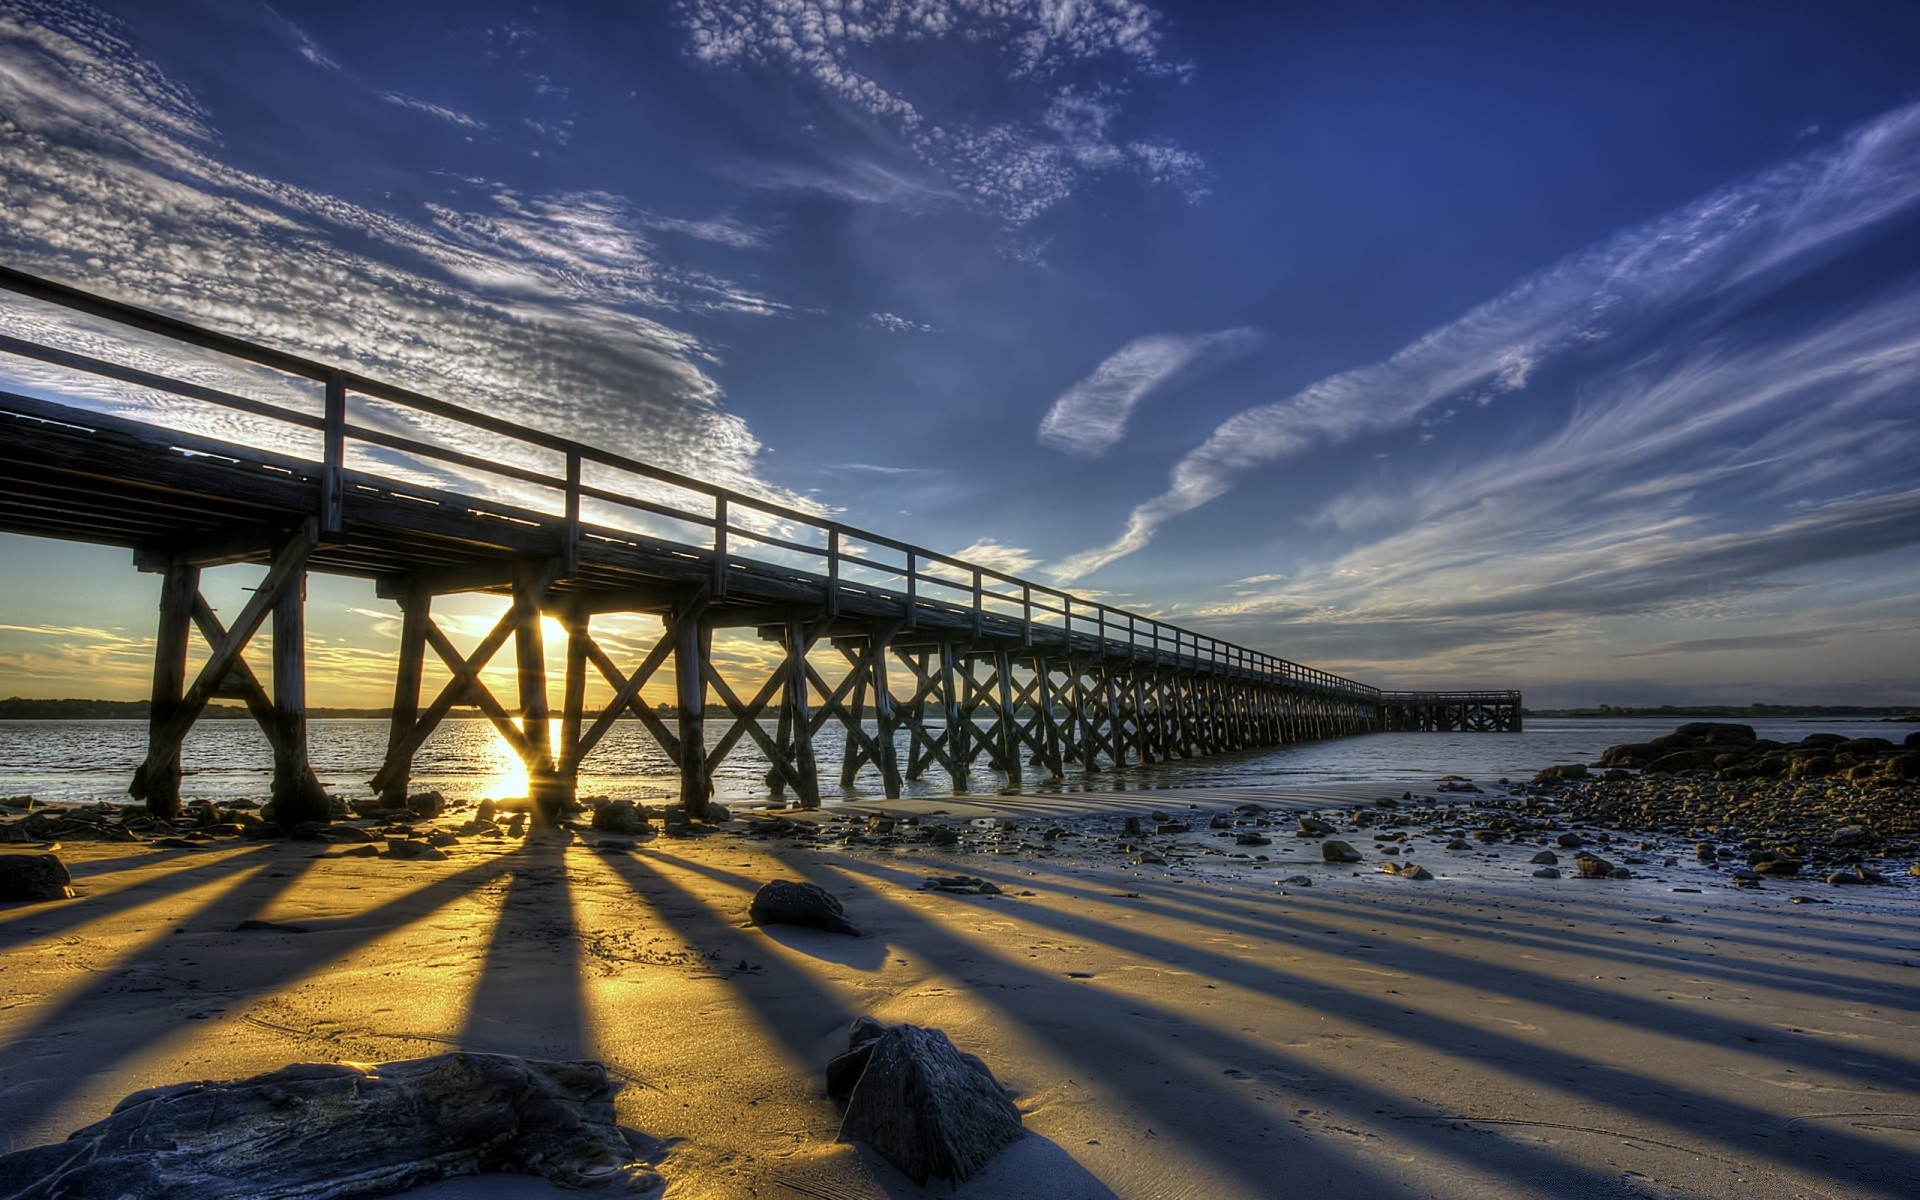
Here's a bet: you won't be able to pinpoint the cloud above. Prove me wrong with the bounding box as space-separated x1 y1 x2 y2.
948 539 1040 576
1168 274 1920 685
0 2 811 521
826 462 929 475
675 0 1200 225
266 6 487 131
376 91 486 131
1038 327 1262 457
1618 618 1920 658
1054 100 1920 580
867 311 937 334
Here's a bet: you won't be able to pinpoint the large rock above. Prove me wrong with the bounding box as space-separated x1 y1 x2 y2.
749 879 861 936
0 852 72 902
827 1018 1024 1185
1597 743 1659 768
1675 722 1757 744
591 800 651 836
0 1053 659 1198
1646 749 1718 774
1532 764 1588 782
1573 853 1616 879
1320 840 1364 864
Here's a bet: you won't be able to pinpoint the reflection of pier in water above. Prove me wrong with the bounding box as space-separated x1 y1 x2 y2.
0 266 1519 827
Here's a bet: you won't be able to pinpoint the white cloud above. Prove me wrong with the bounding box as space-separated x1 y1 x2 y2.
867 311 936 333
948 539 1040 576
1053 100 1920 581
0 2 812 522
1179 284 1920 682
675 0 1200 225
266 7 486 131
377 91 487 131
1038 327 1262 457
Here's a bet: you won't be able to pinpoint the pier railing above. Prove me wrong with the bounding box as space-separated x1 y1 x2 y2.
0 265 1377 700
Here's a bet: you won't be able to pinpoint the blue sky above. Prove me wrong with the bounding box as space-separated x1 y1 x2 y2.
1 0 1918 707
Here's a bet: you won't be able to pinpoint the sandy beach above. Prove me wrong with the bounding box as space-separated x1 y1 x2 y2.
3 781 1918 1199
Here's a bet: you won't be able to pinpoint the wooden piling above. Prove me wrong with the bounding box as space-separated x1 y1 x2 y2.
270 566 327 826
512 559 558 823
143 561 197 820
675 601 708 812
379 588 429 805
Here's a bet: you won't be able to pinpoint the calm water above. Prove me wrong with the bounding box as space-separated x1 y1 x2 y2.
0 716 1910 808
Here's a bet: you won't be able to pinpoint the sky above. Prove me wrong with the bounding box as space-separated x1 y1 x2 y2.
1 0 1918 709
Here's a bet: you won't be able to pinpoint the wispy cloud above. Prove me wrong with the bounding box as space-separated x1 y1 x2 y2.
1176 288 1920 684
867 311 937 334
267 7 487 131
1038 328 1262 457
1053 100 1920 581
0 3 808 517
676 0 1200 225
948 539 1040 576
1618 617 1920 658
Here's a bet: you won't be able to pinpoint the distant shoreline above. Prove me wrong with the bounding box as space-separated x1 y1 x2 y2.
1523 704 1919 720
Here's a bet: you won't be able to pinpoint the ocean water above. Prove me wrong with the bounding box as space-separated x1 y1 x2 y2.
2 715 1911 809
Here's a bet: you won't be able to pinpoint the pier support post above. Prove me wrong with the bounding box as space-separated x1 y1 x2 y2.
994 649 1022 786
144 561 197 820
871 631 903 799
512 560 561 824
938 641 968 793
785 617 821 809
379 588 430 806
675 599 709 813
270 567 328 827
558 599 589 804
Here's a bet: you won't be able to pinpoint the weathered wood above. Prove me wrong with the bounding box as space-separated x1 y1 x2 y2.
270 566 329 827
869 631 904 799
937 641 968 793
993 650 1021 785
512 559 559 822
558 600 589 799
369 605 519 796
785 617 821 809
189 593 323 798
573 610 687 767
142 562 197 818
130 520 316 803
675 600 709 810
379 589 430 804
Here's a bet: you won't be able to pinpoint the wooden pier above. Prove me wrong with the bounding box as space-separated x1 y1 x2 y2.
1376 691 1523 732
0 267 1520 826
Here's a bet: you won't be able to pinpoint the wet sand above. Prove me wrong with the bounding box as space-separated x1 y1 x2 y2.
2 783 1917 1198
